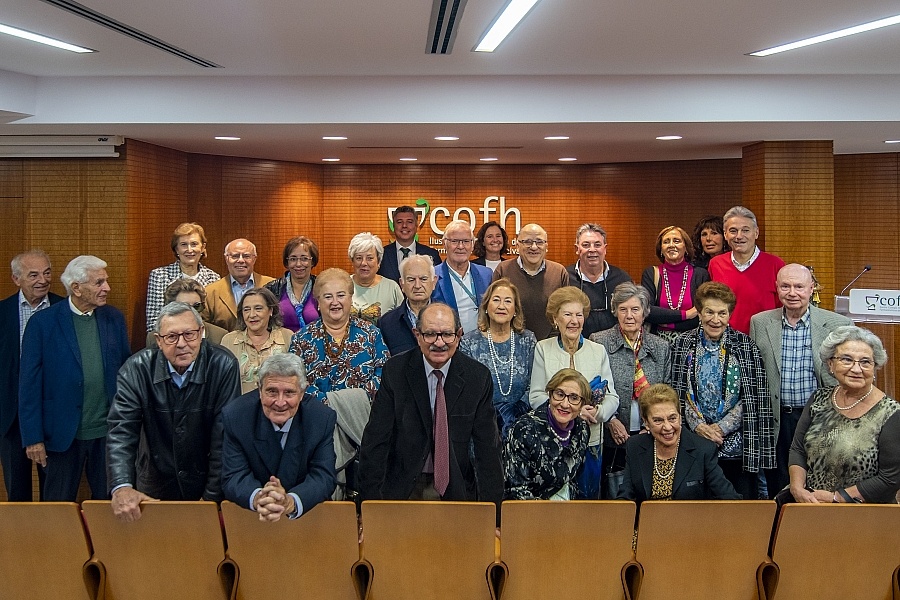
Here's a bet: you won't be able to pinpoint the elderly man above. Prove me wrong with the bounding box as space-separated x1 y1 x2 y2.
493 223 569 340
221 353 337 521
377 254 437 355
750 264 851 495
18 256 131 502
0 251 63 501
359 303 503 503
107 301 240 521
202 238 274 332
566 223 631 338
431 220 493 334
708 206 785 334
378 205 442 282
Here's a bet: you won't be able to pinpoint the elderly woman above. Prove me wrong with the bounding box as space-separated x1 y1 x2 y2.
289 268 389 404
146 222 220 331
220 288 294 394
590 283 671 497
617 384 739 502
347 232 403 324
641 225 709 340
670 281 775 500
789 326 900 504
460 279 537 435
145 279 228 347
472 221 509 272
264 236 320 333
691 215 730 270
504 369 591 500
530 286 619 498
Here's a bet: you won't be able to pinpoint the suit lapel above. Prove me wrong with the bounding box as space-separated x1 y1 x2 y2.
635 439 654 500
406 352 433 432
277 406 304 484
810 308 828 379
57 304 82 368
671 436 697 495
444 357 466 415
763 313 783 374
254 403 283 476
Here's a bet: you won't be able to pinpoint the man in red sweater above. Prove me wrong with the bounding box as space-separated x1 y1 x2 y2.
708 206 784 334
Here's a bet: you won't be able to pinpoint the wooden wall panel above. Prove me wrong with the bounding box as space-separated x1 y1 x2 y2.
0 161 25 280
187 153 225 274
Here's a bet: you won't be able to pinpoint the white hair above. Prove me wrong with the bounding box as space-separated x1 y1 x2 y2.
60 255 107 295
399 254 436 279
10 250 50 278
723 206 758 228
347 232 384 262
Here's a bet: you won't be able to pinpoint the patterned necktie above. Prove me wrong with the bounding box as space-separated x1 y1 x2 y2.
432 370 450 496
400 247 411 260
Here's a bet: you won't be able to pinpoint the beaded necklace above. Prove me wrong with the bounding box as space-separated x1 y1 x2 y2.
831 384 874 411
323 322 349 360
661 263 689 310
653 437 680 479
486 329 515 397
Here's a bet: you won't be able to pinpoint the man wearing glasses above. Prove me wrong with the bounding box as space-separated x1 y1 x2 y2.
493 223 569 340
107 301 241 521
202 238 274 332
359 303 503 504
432 220 493 334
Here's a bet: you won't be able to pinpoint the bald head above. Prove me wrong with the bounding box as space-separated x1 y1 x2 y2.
518 223 548 270
777 263 814 316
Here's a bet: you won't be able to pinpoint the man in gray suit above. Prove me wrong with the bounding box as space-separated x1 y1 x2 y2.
750 263 851 495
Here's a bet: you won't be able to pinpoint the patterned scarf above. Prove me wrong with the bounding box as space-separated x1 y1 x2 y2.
620 326 649 400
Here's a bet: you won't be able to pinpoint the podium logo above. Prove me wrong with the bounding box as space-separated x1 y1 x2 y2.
387 196 523 237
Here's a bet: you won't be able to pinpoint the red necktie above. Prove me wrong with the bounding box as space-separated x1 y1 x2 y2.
432 370 450 496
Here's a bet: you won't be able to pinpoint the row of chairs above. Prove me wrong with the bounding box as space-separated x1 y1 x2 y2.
0 500 898 600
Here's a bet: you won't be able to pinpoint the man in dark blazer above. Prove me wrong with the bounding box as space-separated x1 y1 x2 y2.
18 255 131 502
377 254 437 356
222 353 336 521
360 303 503 503
431 220 493 335
0 250 62 501
750 263 852 495
377 205 441 282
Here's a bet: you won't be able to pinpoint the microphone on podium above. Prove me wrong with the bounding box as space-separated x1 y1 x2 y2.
839 265 872 296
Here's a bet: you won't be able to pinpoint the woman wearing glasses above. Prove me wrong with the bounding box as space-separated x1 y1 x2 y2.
265 236 321 333
788 326 900 504
220 288 293 394
503 369 591 500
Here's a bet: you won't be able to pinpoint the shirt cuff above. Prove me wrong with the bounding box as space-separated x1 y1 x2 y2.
249 487 263 511
288 493 304 520
111 483 133 495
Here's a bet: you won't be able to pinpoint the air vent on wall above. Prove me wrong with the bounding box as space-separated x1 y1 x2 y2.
38 0 221 67
427 0 469 54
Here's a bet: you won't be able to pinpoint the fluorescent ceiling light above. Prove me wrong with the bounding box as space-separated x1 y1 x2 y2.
558 157 577 162
322 136 347 140
544 136 569 140
480 157 499 161
399 157 417 161
749 14 900 56
214 136 240 141
0 23 94 53
885 140 900 144
474 0 541 52
656 135 682 140
434 136 459 141
322 158 340 162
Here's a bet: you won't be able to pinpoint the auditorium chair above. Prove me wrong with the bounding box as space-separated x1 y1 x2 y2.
631 501 778 600
356 501 505 600
220 500 362 600
0 502 95 599
497 500 638 600
771 503 900 600
81 500 231 600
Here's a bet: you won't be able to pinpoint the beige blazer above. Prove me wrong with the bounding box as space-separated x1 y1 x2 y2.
202 273 275 332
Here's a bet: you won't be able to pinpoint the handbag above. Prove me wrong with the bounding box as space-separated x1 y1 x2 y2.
603 447 626 499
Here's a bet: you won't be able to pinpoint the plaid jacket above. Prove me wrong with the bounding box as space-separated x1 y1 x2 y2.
145 261 220 331
670 327 776 473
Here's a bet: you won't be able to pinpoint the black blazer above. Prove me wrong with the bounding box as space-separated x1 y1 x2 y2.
221 390 337 513
0 292 63 438
359 348 503 504
376 302 418 356
377 242 442 282
617 428 740 502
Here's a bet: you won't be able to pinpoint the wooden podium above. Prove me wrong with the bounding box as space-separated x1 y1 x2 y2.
835 294 898 397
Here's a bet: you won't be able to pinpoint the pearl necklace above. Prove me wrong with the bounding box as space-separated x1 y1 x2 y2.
831 384 874 411
653 437 680 479
550 424 571 442
662 263 689 310
486 329 515 397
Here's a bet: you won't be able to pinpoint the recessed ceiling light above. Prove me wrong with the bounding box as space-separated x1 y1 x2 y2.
885 140 900 144
656 135 683 141
0 23 94 53
748 14 900 56
434 136 459 141
544 136 569 140
480 157 499 162
474 0 541 52
399 157 418 161
214 136 240 141
558 157 577 162
322 136 347 141
322 158 341 162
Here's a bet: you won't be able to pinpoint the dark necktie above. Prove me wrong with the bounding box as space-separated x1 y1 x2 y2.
400 247 411 260
432 370 450 496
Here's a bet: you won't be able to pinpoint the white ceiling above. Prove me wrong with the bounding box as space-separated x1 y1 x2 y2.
2 0 900 163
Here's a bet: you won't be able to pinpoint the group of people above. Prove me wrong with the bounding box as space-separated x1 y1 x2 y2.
1 204 896 528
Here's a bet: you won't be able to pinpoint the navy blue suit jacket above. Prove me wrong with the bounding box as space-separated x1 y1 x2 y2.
221 390 337 513
431 261 493 315
377 302 418 356
18 300 131 452
0 292 63 438
378 242 442 282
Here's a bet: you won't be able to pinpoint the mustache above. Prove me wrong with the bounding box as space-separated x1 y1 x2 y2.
428 343 450 352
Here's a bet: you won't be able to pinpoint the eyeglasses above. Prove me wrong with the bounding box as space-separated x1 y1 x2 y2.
186 302 204 311
417 330 458 343
550 388 584 406
156 328 202 346
226 253 255 261
831 356 876 370
519 239 546 247
445 238 473 246
287 256 313 265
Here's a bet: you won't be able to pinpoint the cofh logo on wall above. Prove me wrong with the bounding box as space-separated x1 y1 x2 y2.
387 196 523 253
